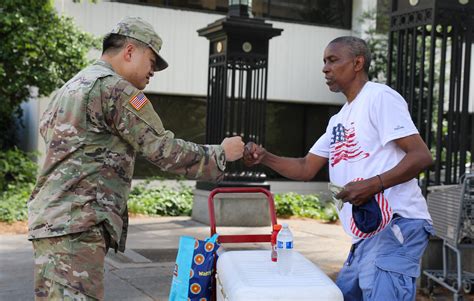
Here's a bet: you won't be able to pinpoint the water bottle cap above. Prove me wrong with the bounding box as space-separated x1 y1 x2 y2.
282 223 289 228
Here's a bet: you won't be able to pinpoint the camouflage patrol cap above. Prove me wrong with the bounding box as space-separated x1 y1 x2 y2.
108 16 168 71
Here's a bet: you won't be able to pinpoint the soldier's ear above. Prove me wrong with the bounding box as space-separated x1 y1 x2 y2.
123 44 135 63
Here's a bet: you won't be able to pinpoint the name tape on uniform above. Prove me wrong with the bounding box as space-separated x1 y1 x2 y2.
129 92 149 111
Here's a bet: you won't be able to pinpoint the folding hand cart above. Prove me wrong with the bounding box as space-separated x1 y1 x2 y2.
207 187 343 301
208 187 277 244
423 173 474 300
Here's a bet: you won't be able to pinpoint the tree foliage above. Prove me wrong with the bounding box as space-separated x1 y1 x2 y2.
0 0 98 149
358 9 389 83
0 147 38 223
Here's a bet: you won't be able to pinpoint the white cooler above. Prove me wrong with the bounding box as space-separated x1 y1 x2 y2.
216 250 343 301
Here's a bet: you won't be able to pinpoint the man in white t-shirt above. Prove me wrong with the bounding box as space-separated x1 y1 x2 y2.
243 36 434 300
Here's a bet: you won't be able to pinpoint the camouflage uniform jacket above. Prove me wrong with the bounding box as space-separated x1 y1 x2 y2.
28 60 226 251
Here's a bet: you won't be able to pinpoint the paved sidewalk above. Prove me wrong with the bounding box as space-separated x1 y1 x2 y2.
0 216 351 301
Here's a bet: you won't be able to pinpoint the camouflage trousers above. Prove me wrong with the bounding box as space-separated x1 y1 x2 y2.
32 225 109 300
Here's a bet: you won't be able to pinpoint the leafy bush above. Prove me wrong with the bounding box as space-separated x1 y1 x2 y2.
0 150 338 223
0 148 37 223
128 182 193 216
274 192 338 222
0 183 33 223
0 148 38 191
127 182 339 222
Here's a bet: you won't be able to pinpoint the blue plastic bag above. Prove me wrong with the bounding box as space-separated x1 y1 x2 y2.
169 234 219 301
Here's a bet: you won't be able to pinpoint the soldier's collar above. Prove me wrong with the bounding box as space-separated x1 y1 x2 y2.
94 59 115 72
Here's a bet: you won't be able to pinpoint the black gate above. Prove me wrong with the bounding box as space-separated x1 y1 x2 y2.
204 31 271 147
198 4 282 185
388 0 474 191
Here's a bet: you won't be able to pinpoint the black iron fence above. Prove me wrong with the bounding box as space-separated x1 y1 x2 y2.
388 0 473 191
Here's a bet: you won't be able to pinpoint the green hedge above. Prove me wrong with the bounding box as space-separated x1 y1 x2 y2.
128 182 339 222
274 192 338 222
0 148 37 191
0 183 32 223
0 160 339 223
128 182 193 216
0 148 37 223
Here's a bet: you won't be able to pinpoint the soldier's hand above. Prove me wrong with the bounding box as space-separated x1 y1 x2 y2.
243 142 266 166
221 136 244 162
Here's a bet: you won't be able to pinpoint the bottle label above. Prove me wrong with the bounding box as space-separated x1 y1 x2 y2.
271 245 278 262
277 241 293 249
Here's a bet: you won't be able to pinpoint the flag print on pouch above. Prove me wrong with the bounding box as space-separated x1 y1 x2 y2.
349 178 393 239
169 234 219 301
330 122 370 167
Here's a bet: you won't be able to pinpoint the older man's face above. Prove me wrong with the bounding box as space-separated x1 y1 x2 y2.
322 42 357 93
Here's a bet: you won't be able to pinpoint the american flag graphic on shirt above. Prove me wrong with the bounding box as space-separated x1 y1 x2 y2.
349 178 393 239
330 122 370 167
129 92 149 111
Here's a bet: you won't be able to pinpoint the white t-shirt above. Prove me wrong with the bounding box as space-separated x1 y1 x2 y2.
310 82 431 241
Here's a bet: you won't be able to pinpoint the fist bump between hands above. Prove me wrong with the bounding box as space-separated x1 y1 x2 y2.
243 142 266 166
221 136 244 162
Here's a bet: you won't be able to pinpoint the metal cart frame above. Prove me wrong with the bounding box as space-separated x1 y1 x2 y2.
423 174 474 300
207 187 278 301
208 187 278 243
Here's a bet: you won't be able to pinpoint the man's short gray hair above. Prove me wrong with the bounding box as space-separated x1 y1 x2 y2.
329 36 372 73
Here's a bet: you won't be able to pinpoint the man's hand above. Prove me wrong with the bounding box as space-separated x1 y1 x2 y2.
243 142 266 166
335 177 381 206
221 136 244 162
336 134 433 207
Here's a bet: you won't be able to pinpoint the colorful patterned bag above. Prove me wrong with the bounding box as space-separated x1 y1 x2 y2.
169 234 219 301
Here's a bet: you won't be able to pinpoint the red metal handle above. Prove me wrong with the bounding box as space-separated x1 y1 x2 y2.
208 187 277 243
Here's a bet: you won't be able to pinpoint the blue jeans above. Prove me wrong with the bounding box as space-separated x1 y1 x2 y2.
336 217 434 301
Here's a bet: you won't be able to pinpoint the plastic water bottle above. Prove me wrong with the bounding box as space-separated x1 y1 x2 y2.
276 223 294 275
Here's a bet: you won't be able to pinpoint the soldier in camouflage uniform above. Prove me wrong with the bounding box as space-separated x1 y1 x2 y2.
29 17 244 300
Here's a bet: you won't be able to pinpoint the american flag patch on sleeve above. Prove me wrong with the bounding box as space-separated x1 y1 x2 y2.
129 92 149 111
